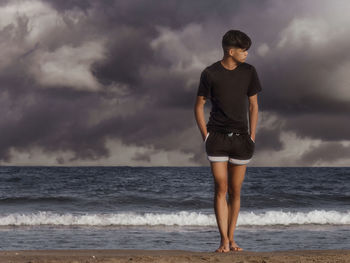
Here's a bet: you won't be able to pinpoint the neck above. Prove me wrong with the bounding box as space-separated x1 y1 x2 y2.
221 56 240 69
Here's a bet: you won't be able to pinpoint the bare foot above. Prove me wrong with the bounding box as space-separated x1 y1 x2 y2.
229 240 243 251
215 239 230 253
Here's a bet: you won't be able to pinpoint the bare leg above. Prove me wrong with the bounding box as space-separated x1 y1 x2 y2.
210 161 230 253
227 163 246 251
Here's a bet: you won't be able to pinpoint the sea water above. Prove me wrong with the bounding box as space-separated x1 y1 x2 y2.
0 166 349 252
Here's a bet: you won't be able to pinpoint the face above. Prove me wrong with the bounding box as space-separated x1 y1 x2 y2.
229 47 248 62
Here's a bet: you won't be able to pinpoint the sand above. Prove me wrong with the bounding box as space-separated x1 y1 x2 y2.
0 249 350 263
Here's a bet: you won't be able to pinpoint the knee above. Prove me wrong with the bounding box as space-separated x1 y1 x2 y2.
214 184 228 197
228 188 241 199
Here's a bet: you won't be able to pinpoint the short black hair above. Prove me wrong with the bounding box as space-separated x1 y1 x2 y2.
222 30 251 54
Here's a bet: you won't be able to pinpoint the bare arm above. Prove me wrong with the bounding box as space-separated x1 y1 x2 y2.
248 94 259 142
194 96 208 141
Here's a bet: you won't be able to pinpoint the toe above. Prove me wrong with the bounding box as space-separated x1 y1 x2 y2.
230 246 243 251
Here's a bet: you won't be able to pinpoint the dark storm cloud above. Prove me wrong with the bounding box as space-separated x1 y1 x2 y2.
260 49 350 118
300 141 350 164
45 0 249 28
44 0 92 12
255 126 284 151
284 113 350 141
0 87 111 162
0 0 349 166
132 151 152 163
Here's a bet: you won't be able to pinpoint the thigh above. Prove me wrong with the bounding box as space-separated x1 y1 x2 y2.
227 163 246 194
210 161 228 193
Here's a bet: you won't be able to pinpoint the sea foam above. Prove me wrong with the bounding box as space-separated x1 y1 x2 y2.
0 209 349 226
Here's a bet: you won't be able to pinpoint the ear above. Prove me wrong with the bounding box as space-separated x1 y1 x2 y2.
229 47 239 56
229 48 235 56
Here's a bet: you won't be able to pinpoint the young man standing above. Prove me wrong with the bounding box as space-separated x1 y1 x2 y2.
194 30 262 253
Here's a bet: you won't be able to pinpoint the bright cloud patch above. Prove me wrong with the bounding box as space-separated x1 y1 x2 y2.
29 41 106 91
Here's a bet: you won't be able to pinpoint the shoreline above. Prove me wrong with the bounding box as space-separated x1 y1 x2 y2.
0 249 350 263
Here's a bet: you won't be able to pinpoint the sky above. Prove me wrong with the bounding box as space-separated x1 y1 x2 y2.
0 0 349 167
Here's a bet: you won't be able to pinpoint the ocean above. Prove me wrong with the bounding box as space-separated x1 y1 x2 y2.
0 166 349 252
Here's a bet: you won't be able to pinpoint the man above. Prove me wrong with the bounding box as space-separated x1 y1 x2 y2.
194 29 262 253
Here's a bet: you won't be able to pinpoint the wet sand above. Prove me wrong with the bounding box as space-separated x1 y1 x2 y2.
0 249 350 262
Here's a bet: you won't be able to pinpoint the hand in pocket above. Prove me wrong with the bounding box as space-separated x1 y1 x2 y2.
204 132 210 143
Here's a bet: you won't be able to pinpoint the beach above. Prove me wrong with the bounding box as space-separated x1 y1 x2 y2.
1 249 350 262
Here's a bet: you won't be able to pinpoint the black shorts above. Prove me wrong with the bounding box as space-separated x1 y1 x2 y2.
204 131 255 165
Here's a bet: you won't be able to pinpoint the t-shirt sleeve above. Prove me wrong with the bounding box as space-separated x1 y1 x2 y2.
197 69 212 99
247 66 262 97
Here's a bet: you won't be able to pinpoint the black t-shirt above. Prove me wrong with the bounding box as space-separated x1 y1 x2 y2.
197 60 262 134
